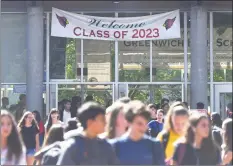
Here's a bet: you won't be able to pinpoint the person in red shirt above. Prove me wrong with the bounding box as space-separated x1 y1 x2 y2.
32 110 45 146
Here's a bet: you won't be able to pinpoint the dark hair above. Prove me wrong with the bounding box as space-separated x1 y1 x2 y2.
176 98 182 102
211 112 222 128
1 110 25 162
124 100 151 123
148 103 159 110
45 108 59 132
186 113 219 162
18 111 39 130
2 97 8 103
19 94 26 101
161 98 169 105
222 118 232 152
106 100 113 108
183 102 189 109
43 124 64 147
71 96 82 117
77 102 105 129
32 110 42 123
64 100 71 105
196 102 205 109
117 97 131 104
65 118 78 133
106 102 125 139
157 109 164 115
85 95 93 102
163 101 188 131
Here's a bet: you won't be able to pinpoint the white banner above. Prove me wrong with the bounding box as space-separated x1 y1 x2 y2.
51 8 181 41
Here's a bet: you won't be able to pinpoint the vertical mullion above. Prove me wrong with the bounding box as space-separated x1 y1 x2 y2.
210 12 214 112
184 12 188 101
115 12 119 100
150 12 153 83
46 12 50 115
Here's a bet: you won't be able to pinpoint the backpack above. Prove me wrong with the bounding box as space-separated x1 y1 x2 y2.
41 136 85 165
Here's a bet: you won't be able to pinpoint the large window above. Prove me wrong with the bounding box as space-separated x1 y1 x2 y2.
118 13 150 82
213 12 232 82
152 13 184 82
1 14 27 83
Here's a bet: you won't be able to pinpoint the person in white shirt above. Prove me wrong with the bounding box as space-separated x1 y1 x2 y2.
60 100 72 124
1 110 27 165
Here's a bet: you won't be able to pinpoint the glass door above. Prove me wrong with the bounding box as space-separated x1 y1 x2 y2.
214 84 232 119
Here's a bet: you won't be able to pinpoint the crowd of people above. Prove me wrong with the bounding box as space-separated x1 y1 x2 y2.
1 95 232 165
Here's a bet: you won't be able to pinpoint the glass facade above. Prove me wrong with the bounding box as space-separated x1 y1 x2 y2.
1 11 232 114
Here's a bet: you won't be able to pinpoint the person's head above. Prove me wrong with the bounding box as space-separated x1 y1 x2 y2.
2 97 9 106
106 100 113 108
196 102 205 109
116 97 131 104
71 96 82 108
226 103 232 118
161 98 169 105
161 103 170 114
186 113 218 158
19 94 26 105
183 102 189 109
1 110 24 161
64 118 78 133
32 110 42 123
222 118 232 151
46 108 60 132
77 102 106 136
147 104 158 119
18 111 38 128
64 100 71 110
124 100 151 137
43 124 64 147
156 109 164 122
106 102 128 139
211 112 222 128
85 95 94 102
164 101 189 135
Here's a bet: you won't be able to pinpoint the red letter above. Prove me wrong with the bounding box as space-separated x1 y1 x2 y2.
97 30 103 37
114 31 121 38
104 31 110 38
73 27 81 36
83 29 89 37
89 30 96 37
122 31 128 39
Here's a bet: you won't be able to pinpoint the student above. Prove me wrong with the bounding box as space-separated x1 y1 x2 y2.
226 103 232 118
44 108 63 137
147 103 159 120
56 102 118 165
59 100 72 124
161 103 170 116
172 113 221 165
33 110 45 146
148 109 164 138
34 124 64 165
109 100 165 165
157 102 189 164
1 97 9 109
70 96 82 118
196 102 205 109
1 110 26 165
221 118 232 165
211 112 223 148
18 111 40 165
64 118 78 133
10 94 26 123
105 102 128 139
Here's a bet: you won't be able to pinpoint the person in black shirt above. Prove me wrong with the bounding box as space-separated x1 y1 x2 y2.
172 112 221 165
18 111 40 165
211 112 223 148
1 97 9 110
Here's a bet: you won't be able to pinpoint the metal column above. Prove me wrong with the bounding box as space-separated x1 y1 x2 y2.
27 3 44 115
190 4 208 109
0 0 2 107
